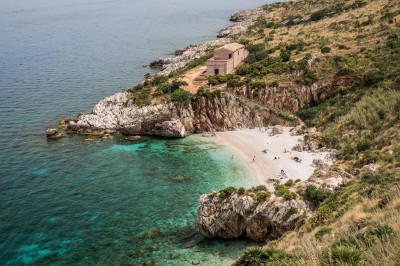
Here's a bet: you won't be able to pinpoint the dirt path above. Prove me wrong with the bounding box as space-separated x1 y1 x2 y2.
180 66 208 93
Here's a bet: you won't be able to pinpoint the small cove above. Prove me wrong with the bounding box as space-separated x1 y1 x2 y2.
0 0 276 264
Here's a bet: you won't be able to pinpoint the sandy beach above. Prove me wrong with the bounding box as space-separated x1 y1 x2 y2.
213 127 330 187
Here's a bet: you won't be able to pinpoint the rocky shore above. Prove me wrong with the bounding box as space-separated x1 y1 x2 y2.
67 91 297 137
149 6 264 76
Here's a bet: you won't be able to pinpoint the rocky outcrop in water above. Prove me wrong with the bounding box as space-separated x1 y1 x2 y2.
46 128 65 139
196 193 307 242
67 92 297 137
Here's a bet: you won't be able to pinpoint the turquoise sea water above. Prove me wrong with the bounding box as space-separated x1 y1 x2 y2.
0 0 274 264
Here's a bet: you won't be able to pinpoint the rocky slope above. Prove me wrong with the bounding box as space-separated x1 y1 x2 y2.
67 91 297 137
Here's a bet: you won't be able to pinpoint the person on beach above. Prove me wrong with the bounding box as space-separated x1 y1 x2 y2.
251 156 255 163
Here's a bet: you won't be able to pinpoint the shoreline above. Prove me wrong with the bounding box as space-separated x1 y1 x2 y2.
208 127 330 188
148 6 264 76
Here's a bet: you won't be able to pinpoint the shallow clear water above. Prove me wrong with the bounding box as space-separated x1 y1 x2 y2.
0 0 273 264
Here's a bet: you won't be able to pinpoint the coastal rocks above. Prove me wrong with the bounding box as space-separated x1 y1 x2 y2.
150 7 265 75
218 8 265 38
325 177 344 191
156 120 186 138
293 131 324 152
150 39 228 76
289 125 305 136
312 158 329 170
67 91 297 137
196 193 307 242
46 128 65 139
272 125 284 135
125 135 141 141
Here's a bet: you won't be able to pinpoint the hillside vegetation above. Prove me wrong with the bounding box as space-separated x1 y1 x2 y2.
227 0 400 265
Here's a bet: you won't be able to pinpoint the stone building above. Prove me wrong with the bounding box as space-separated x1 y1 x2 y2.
206 43 248 76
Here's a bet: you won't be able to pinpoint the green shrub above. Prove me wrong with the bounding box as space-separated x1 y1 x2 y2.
283 207 298 220
374 223 395 239
128 87 152 107
356 69 384 87
356 138 372 152
275 184 297 200
320 46 331 54
156 82 171 94
170 80 188 92
195 88 221 98
233 246 289 266
252 185 268 191
170 89 191 103
219 187 237 198
315 226 332 240
303 185 331 208
338 44 350 50
330 245 363 265
238 187 245 195
151 75 169 86
279 49 291 62
285 179 295 187
257 191 271 203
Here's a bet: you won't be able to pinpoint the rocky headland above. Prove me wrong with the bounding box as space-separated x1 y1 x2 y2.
67 91 298 137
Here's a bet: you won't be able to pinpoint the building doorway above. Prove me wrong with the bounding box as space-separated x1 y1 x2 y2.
214 69 219 75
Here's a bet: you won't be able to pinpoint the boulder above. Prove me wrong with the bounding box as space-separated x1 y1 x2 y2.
272 125 284 134
292 143 304 152
196 193 307 242
312 158 329 169
46 128 65 139
290 125 304 136
363 164 378 173
156 120 187 138
325 177 344 191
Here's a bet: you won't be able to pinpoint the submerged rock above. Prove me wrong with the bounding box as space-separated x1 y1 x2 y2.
170 252 181 259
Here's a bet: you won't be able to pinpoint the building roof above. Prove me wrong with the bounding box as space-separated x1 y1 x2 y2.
216 43 244 52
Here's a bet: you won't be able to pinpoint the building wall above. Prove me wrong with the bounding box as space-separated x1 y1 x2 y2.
233 48 248 68
206 47 248 76
206 59 234 76
214 49 232 60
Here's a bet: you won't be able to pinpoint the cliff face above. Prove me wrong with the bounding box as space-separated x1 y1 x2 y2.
229 82 332 113
196 193 307 242
228 75 352 113
67 92 297 137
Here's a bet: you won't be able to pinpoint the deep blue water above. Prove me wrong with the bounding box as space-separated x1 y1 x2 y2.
0 0 273 265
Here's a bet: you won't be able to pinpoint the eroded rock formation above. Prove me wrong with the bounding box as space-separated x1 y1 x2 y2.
196 193 307 242
67 92 298 137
